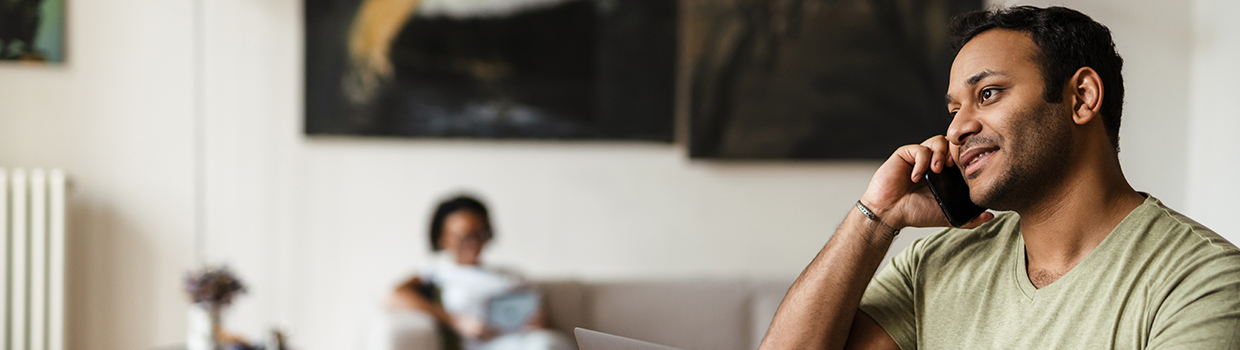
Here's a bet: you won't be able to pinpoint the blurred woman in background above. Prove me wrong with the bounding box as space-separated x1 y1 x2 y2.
388 195 572 350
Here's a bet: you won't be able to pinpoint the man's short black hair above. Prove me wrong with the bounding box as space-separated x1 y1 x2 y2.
949 6 1125 151
429 195 492 251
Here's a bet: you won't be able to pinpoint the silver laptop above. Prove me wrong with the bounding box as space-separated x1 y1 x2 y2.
574 328 686 350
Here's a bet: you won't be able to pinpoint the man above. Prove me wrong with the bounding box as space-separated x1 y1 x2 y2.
761 6 1240 350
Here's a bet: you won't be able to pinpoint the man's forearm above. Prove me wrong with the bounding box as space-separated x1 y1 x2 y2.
760 207 896 350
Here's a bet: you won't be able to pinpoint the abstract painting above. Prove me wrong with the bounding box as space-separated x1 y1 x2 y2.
686 0 982 159
0 0 64 63
306 0 677 141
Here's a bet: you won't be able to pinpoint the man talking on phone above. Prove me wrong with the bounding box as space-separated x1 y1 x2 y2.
761 6 1240 350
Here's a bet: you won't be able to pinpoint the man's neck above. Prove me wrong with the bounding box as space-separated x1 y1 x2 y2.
1016 156 1145 288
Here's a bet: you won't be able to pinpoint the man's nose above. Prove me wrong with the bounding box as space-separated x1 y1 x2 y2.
946 107 981 146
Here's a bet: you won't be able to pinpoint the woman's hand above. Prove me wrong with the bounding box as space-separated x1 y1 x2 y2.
522 308 548 332
451 314 498 340
388 277 434 312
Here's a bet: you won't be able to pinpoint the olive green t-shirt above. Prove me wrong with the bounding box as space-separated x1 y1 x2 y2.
860 195 1240 349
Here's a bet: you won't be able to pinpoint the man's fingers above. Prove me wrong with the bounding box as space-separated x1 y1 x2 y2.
904 146 932 183
958 211 996 229
920 136 951 173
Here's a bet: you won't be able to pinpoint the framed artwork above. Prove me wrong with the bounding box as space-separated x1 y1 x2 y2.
305 0 677 141
686 0 982 159
0 0 65 63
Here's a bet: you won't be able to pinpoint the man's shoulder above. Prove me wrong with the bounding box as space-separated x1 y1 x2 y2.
1132 197 1240 285
906 212 1022 268
915 211 1021 252
1121 197 1240 334
1138 196 1238 254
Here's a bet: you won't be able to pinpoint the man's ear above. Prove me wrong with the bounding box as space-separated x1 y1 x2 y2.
1067 67 1104 126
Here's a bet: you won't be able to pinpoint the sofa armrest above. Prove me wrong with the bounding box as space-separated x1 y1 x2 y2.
364 308 441 350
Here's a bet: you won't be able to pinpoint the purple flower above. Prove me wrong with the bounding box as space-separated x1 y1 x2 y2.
184 266 247 306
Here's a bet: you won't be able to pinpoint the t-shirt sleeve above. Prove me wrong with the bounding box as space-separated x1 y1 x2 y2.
1147 255 1240 350
859 237 927 350
412 258 440 286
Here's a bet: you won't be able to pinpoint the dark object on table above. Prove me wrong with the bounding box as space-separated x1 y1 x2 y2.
267 329 289 350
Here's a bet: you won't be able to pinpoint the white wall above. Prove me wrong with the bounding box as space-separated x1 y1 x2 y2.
0 1 198 349
1187 0 1240 244
0 0 1230 349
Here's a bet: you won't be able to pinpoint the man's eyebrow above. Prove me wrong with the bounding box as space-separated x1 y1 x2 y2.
966 70 1000 86
945 70 1006 105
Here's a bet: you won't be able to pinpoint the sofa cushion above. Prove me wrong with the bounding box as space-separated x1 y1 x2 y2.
365 309 441 350
747 280 794 349
585 280 753 350
535 281 591 336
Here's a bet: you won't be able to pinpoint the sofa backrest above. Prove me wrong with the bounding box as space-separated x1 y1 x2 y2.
535 279 793 350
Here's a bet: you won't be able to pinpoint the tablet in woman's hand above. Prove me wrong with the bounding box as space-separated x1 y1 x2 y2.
487 291 541 333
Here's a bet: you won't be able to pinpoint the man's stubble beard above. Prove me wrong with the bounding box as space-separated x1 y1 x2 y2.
971 102 1073 211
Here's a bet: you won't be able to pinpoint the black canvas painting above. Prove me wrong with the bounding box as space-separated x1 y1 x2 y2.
687 0 982 159
306 0 676 141
0 0 64 63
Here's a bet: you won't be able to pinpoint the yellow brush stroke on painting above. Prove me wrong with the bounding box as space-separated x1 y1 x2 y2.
346 0 420 102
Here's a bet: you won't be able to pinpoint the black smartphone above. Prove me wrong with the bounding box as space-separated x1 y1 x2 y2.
923 166 987 227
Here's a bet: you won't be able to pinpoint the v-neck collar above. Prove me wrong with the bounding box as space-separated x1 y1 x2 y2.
1012 194 1157 300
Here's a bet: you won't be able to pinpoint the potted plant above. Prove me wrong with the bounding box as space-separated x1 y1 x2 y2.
184 266 246 350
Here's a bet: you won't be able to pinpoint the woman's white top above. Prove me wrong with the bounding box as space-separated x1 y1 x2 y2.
418 254 524 319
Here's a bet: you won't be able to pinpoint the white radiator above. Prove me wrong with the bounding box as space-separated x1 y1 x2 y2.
1 168 66 350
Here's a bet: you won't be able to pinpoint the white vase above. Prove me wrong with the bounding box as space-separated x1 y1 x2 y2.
187 303 222 350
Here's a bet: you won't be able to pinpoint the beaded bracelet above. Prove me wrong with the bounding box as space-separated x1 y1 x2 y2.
855 200 900 237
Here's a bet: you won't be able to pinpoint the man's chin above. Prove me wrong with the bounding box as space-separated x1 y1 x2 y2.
965 178 990 206
972 183 1026 212
966 170 1010 209
968 181 1005 210
970 191 992 209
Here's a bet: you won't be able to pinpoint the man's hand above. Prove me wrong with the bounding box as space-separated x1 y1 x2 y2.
860 136 994 230
760 136 993 350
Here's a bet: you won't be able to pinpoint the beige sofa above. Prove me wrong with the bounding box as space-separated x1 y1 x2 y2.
367 279 795 350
